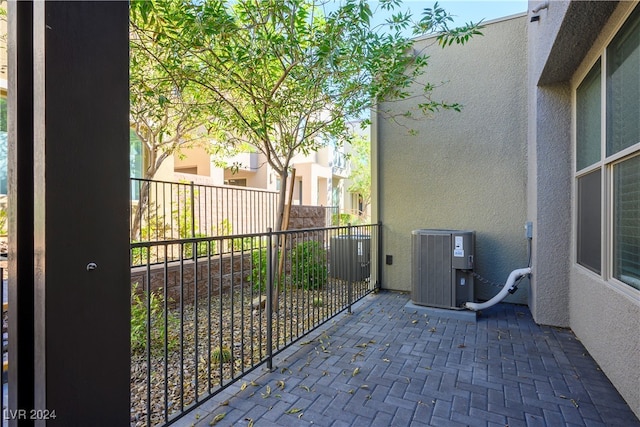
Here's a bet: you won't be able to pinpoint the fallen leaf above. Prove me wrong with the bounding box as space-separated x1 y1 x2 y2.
209 413 225 426
285 408 302 414
246 418 254 427
299 385 311 392
277 380 286 390
261 385 271 398
240 382 247 391
352 367 360 377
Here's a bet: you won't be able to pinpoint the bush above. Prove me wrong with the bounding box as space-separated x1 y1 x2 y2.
331 213 362 226
182 233 213 259
249 248 281 292
211 346 232 364
290 240 327 290
249 240 328 291
131 283 179 355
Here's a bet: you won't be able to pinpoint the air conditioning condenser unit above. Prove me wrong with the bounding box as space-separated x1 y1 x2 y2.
411 229 475 310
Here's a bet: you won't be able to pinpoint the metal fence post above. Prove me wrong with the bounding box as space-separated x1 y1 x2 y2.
190 181 196 238
348 223 353 314
266 228 274 370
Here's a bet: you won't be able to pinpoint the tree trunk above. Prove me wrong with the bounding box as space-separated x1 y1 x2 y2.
273 168 295 313
130 179 151 241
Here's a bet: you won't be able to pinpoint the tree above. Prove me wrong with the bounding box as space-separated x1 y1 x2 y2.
130 4 234 240
347 133 371 219
129 0 482 233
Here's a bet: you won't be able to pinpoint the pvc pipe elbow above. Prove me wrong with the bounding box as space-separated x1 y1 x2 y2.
465 267 531 311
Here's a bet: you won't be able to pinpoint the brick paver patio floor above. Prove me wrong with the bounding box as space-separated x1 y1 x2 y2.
173 291 639 427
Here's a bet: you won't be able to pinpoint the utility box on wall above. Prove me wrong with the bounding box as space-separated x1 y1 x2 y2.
411 229 475 309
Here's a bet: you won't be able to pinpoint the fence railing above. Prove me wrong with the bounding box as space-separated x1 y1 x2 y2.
130 223 379 427
131 178 278 243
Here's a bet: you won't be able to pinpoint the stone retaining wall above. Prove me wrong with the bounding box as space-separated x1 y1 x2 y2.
131 205 327 305
288 205 326 229
131 252 254 307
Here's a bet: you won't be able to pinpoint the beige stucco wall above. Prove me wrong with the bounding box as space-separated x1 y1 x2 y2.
528 0 640 418
375 14 529 302
173 145 211 176
526 0 573 328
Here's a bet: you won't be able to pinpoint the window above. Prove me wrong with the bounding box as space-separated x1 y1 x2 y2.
576 59 601 171
577 169 601 273
607 7 640 156
130 129 144 200
575 5 640 291
224 178 246 187
613 156 640 289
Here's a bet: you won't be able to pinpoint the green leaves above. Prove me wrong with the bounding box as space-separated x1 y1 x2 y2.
130 0 482 230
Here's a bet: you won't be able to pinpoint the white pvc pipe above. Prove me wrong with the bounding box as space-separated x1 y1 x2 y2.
465 267 531 311
531 1 549 13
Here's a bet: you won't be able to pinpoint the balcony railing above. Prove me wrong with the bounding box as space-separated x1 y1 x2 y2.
130 223 380 427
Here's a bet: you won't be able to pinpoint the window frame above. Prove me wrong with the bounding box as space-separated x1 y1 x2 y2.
573 4 640 299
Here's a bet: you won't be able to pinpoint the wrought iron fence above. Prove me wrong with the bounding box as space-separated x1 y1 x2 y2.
130 178 278 244
130 223 380 427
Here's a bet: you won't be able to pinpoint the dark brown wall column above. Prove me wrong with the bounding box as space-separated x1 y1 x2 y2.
10 2 130 425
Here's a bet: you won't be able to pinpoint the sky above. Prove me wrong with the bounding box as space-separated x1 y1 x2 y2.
409 0 529 25
356 0 529 33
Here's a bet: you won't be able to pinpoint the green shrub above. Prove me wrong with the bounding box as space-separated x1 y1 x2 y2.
131 283 179 355
211 346 232 364
0 206 7 236
182 233 213 259
131 246 149 265
331 212 361 226
249 248 270 292
249 241 328 291
290 240 327 290
249 247 287 292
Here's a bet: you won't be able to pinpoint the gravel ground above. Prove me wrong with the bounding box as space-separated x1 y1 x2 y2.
130 281 369 427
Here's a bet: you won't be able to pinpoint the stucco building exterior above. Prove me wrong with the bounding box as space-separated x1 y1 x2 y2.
373 1 639 418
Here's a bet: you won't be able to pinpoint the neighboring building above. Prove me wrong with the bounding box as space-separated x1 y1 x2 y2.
373 1 639 418
142 133 362 217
